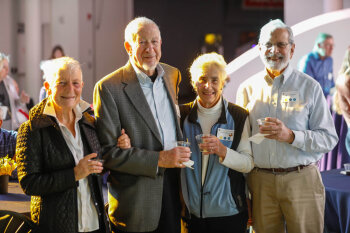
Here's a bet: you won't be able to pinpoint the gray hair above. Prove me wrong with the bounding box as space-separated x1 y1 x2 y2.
189 52 227 91
42 57 82 87
313 32 333 52
259 19 294 45
124 17 161 44
0 52 10 71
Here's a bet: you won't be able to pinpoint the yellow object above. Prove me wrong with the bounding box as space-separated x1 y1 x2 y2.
0 156 17 176
205 33 216 45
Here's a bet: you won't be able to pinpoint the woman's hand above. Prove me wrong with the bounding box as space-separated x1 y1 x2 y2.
73 153 103 181
20 90 30 104
117 128 131 149
200 135 227 159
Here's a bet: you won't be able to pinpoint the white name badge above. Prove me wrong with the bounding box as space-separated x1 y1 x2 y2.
281 91 299 104
217 128 234 141
328 72 333 80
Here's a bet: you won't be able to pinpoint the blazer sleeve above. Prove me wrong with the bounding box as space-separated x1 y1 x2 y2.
93 80 160 178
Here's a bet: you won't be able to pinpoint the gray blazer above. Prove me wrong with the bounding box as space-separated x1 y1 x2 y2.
93 61 183 232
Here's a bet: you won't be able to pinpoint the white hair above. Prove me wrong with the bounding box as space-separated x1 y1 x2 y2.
259 19 294 44
0 52 10 71
189 52 227 91
124 17 161 44
42 57 82 87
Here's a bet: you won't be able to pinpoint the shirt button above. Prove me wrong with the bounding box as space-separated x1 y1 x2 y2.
95 202 98 206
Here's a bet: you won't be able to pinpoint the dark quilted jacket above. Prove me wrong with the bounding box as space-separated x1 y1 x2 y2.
16 98 110 233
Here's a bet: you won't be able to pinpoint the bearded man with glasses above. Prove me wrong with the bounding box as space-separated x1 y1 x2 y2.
236 19 338 233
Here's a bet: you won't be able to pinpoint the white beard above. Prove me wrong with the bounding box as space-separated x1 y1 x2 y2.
261 51 290 71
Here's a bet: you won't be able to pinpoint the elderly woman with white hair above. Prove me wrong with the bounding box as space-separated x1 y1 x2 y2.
16 57 110 233
179 52 253 233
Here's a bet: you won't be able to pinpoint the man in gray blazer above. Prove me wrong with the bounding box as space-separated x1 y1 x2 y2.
93 17 191 233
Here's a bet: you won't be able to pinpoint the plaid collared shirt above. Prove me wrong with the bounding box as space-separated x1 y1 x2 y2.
0 128 17 158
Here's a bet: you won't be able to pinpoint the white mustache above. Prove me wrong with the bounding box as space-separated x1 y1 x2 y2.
266 52 284 60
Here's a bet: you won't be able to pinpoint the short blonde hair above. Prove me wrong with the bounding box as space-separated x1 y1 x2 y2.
189 52 227 90
42 56 82 87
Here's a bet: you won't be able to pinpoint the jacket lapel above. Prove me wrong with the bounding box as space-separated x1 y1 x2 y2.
121 62 163 145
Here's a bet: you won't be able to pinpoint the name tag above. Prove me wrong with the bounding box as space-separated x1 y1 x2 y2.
217 128 234 141
328 72 333 80
282 91 299 104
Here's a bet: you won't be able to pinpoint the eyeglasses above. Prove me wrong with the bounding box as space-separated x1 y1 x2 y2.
262 42 290 49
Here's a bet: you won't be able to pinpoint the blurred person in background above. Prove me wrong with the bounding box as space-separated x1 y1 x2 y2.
0 52 32 130
17 57 109 233
298 33 335 99
333 46 350 152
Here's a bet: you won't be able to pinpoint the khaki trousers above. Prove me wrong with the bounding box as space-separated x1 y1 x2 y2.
247 165 325 233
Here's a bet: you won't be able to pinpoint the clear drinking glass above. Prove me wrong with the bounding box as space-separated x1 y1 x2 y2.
195 134 211 153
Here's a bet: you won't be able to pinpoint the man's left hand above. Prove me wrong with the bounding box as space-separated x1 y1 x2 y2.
259 117 295 144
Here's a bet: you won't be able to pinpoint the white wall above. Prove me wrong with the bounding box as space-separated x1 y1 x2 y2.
285 0 350 25
51 0 79 59
284 0 323 26
223 8 350 103
0 0 14 55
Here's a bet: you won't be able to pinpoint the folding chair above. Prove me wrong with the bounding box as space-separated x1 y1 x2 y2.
0 210 37 233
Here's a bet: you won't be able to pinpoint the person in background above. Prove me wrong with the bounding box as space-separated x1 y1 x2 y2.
0 107 17 158
16 57 109 233
333 46 350 152
39 45 65 101
93 17 191 233
0 107 18 179
50 45 65 59
0 52 31 130
236 19 338 233
298 32 335 98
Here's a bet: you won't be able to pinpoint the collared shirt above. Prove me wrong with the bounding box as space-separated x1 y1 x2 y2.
0 128 17 158
43 98 99 232
298 51 334 97
130 61 177 150
236 65 338 168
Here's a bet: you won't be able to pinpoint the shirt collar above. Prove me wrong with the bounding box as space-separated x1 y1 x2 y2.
43 97 90 123
130 60 165 84
264 64 293 86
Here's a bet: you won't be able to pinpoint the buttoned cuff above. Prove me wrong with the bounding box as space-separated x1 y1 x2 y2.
291 130 304 149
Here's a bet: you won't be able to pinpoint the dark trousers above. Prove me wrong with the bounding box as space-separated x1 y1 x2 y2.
112 168 181 233
188 211 248 233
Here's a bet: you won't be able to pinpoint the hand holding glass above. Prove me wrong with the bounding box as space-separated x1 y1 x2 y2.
91 158 105 176
195 134 212 153
176 141 194 169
